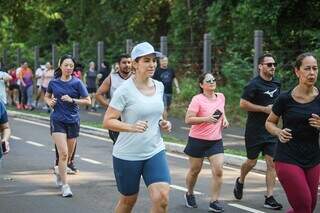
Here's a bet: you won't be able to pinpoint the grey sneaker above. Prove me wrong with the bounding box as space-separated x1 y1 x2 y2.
233 177 244 200
61 184 73 197
67 162 79 174
184 193 197 208
264 195 283 210
209 200 224 212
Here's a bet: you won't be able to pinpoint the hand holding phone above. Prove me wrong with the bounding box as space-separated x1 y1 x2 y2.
212 109 223 120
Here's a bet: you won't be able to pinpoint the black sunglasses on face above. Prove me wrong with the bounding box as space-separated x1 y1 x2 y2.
262 62 277 68
205 79 216 84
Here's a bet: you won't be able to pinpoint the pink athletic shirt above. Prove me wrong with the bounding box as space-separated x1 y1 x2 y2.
188 93 225 141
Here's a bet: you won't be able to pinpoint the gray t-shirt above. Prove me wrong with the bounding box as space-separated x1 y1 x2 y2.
110 77 165 160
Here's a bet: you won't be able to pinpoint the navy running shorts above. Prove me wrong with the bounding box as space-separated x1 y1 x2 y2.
50 119 80 139
113 150 171 196
184 136 224 158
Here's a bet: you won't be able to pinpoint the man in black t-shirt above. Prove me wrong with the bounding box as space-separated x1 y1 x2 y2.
153 56 180 119
233 53 283 210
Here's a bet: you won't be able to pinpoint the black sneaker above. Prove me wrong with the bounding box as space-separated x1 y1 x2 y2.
233 177 244 200
209 200 224 212
184 193 197 208
67 162 79 174
264 195 283 210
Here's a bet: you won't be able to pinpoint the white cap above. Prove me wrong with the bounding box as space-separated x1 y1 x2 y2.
131 42 162 60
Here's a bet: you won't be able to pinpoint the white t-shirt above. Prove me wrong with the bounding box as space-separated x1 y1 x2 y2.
110 77 165 160
0 71 11 104
16 67 22 85
35 67 44 86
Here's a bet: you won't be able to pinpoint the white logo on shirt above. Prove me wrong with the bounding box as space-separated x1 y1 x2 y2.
264 88 278 98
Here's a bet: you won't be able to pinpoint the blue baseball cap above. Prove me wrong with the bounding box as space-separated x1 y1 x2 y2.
131 42 162 60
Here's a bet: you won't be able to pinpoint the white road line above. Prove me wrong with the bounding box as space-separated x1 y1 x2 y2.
79 132 112 142
87 112 102 116
80 157 103 165
228 203 265 213
170 185 203 195
14 117 264 176
10 135 21 140
25 141 45 147
225 134 245 140
180 126 190 130
14 118 49 127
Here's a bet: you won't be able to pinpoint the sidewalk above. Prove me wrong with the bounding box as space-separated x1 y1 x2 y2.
8 107 268 172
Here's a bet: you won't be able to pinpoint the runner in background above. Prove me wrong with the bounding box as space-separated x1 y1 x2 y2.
35 65 45 108
8 65 20 107
96 54 132 143
0 101 11 161
233 53 282 210
153 56 180 119
44 54 90 197
85 61 98 111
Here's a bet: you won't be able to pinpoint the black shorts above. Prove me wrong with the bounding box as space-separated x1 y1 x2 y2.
8 84 20 91
41 86 47 93
50 120 80 139
184 136 224 158
246 142 276 160
87 87 96 93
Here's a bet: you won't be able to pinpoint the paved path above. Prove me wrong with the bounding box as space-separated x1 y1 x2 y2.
3 117 318 213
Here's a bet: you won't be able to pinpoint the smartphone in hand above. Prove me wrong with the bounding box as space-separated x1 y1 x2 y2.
212 109 223 119
0 141 7 153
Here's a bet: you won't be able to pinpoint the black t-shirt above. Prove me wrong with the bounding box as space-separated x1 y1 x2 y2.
153 67 175 94
272 90 320 168
98 67 110 86
242 76 281 146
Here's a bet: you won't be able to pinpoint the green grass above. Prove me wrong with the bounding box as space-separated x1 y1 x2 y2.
81 120 103 128
7 106 50 118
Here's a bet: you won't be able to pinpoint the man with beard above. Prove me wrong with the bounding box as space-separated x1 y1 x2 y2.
233 53 283 210
96 54 132 143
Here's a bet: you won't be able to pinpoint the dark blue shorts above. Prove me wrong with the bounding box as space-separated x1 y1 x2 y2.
163 93 172 108
113 150 171 196
184 136 224 158
50 119 80 139
246 142 276 160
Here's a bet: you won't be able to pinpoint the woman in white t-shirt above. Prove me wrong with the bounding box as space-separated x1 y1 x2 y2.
103 42 172 213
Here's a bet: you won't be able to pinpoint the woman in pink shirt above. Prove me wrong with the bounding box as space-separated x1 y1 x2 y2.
183 73 229 212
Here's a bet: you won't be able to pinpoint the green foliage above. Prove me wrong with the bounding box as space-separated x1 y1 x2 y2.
2 0 320 124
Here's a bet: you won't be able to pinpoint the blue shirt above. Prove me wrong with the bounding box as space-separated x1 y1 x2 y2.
0 101 8 124
47 77 88 123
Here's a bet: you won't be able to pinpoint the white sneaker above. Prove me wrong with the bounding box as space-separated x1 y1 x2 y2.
61 184 73 197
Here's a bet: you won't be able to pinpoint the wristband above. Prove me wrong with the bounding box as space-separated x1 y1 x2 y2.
72 99 75 104
158 119 163 126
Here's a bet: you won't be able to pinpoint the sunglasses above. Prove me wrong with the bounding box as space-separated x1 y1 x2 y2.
204 78 216 84
262 62 277 68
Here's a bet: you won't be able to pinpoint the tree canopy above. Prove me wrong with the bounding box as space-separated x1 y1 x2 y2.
1 0 319 87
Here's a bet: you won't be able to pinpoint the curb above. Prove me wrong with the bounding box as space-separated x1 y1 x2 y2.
8 110 267 172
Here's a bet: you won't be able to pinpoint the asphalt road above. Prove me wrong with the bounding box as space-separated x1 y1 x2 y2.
1 117 319 213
